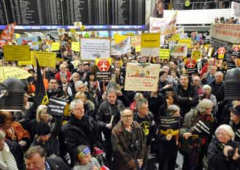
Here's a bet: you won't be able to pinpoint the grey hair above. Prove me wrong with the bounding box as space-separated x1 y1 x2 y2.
215 124 235 140
74 80 85 89
70 99 84 110
167 104 180 116
0 130 6 140
120 108 133 116
106 88 117 96
202 84 212 92
136 98 148 111
197 99 213 113
36 105 48 122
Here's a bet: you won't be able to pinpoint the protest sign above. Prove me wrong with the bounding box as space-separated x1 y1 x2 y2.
51 42 60 51
124 63 160 91
0 67 32 82
191 50 202 61
131 36 141 52
160 49 170 60
18 51 56 68
141 33 160 56
178 39 192 48
3 45 30 61
211 24 240 44
114 34 128 44
111 37 131 56
95 58 112 80
170 44 187 57
72 42 80 52
81 38 110 60
47 98 68 117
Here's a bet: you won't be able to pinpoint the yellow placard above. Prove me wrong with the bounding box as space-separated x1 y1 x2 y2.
114 34 128 44
192 50 202 61
3 45 31 61
179 39 192 48
51 42 60 51
32 51 56 68
15 33 21 39
169 34 180 41
0 67 32 82
160 49 170 60
70 29 76 34
136 46 141 52
72 42 80 52
19 51 56 68
141 33 160 48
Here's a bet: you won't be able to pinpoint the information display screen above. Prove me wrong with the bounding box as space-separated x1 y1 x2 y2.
1 0 145 25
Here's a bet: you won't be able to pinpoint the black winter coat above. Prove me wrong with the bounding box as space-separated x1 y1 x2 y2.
207 136 240 170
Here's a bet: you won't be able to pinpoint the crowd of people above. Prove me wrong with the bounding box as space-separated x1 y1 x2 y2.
1 30 240 170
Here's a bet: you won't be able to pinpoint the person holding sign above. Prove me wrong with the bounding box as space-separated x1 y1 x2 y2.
180 99 215 170
154 105 181 170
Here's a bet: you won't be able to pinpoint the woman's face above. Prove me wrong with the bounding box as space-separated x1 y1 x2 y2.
156 1 163 15
217 129 232 144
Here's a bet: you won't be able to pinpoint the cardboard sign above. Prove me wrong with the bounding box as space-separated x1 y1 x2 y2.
170 44 188 57
72 42 80 52
141 33 160 56
51 42 60 51
160 49 170 60
124 63 160 91
3 45 31 61
47 98 68 117
81 38 110 60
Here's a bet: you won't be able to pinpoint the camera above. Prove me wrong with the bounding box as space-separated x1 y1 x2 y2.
217 141 240 159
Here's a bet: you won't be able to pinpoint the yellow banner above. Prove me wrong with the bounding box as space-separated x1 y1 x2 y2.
141 33 160 48
114 34 128 44
192 50 202 61
0 67 32 82
160 49 170 60
178 39 192 48
3 45 31 61
51 42 60 51
72 42 80 52
19 51 56 68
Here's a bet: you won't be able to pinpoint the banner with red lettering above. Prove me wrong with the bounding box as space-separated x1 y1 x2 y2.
211 24 240 44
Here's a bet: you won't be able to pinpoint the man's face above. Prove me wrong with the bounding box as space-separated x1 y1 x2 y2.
192 77 201 87
215 73 223 84
138 103 149 117
25 153 45 170
180 76 189 88
107 92 117 105
75 84 85 92
121 110 133 128
72 102 85 120
49 80 58 90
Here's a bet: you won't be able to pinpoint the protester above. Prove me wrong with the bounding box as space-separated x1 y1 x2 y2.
111 109 147 170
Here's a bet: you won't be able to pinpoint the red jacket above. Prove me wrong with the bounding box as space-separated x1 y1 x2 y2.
55 71 71 82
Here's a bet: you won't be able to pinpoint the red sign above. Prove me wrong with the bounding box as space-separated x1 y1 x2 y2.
97 59 110 72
